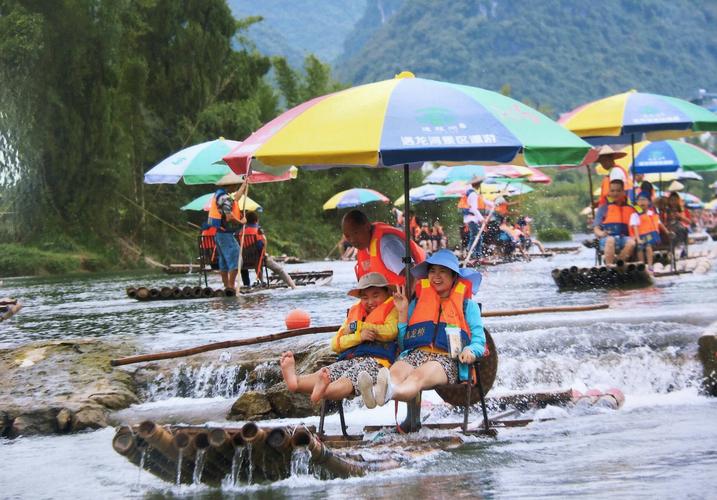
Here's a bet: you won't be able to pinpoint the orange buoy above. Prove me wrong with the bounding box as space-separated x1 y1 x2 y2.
285 309 310 330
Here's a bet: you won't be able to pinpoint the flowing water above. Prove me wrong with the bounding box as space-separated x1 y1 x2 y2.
1 237 717 499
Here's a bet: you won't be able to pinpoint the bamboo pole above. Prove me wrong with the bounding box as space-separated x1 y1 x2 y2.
110 303 609 366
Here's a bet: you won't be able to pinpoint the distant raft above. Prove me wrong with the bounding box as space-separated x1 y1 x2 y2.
125 270 333 301
551 262 653 291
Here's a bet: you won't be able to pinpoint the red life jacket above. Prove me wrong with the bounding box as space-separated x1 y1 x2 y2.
334 298 397 364
403 278 474 353
600 199 635 237
237 224 266 273
355 222 426 285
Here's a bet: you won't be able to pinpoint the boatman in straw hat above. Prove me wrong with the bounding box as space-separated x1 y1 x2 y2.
341 209 426 285
208 179 247 290
458 174 489 259
596 145 632 206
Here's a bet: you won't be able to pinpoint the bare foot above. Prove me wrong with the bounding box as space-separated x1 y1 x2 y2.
280 351 298 392
310 367 330 403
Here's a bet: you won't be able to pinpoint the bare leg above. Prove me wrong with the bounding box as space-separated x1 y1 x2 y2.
646 246 654 267
227 269 238 289
321 377 354 401
280 352 321 393
637 248 645 264
604 237 616 265
220 271 230 288
534 239 546 252
389 360 415 384
618 238 636 262
390 361 449 402
310 368 331 402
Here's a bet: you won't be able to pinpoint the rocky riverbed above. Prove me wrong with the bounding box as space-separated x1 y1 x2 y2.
0 338 336 437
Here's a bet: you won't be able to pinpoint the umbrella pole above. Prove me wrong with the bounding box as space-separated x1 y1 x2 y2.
631 133 636 201
236 176 250 286
586 165 596 219
403 164 412 291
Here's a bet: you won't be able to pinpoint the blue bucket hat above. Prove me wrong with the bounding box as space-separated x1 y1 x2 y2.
410 249 482 293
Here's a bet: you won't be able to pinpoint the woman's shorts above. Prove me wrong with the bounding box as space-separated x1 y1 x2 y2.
214 232 239 272
599 234 629 251
399 349 458 384
326 357 382 395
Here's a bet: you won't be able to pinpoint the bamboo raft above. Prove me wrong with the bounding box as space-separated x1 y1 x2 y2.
544 246 581 254
126 271 333 301
112 387 624 486
163 264 205 275
0 297 22 322
551 262 654 291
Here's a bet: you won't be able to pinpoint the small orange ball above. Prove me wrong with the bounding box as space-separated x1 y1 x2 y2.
285 309 311 330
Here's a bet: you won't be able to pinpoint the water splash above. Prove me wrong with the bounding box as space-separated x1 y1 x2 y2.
246 444 254 484
192 449 206 485
290 448 310 476
135 446 147 491
230 446 243 486
144 362 248 400
176 449 183 486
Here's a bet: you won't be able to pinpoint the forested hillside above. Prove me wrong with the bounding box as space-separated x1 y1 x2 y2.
336 0 717 113
227 0 365 66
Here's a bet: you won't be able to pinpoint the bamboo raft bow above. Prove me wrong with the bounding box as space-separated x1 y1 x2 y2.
551 262 654 291
109 303 609 367
112 387 624 486
125 270 333 301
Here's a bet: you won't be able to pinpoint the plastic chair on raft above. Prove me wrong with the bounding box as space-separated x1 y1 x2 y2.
198 233 218 287
316 329 498 437
235 231 269 286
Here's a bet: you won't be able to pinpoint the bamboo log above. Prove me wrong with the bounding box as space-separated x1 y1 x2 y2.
110 303 610 366
149 288 160 299
136 287 151 301
267 427 293 452
192 286 203 298
206 429 238 468
240 422 267 445
213 288 225 297
0 302 23 321
172 287 182 299
201 287 214 298
160 287 173 299
112 426 175 481
291 426 367 478
182 286 193 298
126 287 137 299
137 421 179 461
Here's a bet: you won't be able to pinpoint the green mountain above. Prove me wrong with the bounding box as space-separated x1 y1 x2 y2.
334 0 717 114
227 0 366 66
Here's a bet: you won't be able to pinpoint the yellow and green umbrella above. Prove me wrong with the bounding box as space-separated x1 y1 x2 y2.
323 188 389 210
180 193 261 212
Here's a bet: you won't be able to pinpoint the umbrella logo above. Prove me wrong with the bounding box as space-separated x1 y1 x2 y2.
416 107 458 127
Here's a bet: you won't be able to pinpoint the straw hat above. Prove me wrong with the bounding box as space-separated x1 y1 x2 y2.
470 174 486 185
596 145 627 159
347 272 395 298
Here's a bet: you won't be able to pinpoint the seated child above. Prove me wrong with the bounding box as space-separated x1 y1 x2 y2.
280 272 398 402
358 249 485 409
630 193 667 271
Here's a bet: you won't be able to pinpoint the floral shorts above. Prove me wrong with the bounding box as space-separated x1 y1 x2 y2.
400 349 458 384
326 357 382 395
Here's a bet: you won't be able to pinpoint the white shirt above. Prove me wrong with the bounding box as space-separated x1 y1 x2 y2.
380 233 408 275
463 190 485 224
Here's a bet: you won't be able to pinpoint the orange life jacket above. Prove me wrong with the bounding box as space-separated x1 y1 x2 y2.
458 188 486 216
208 189 242 231
631 207 661 244
238 224 266 273
495 203 508 216
599 199 635 237
355 222 426 285
335 298 397 363
403 278 473 353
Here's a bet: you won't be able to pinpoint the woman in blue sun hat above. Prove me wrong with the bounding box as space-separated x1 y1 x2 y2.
357 249 486 409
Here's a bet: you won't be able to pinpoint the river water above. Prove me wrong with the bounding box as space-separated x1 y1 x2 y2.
1 237 716 499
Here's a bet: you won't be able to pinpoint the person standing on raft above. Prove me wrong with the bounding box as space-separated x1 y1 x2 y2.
279 273 398 402
208 181 247 290
357 250 485 408
341 209 425 285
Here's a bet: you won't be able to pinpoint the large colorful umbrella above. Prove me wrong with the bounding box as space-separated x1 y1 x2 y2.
425 164 551 184
323 188 389 210
223 72 595 278
559 90 717 144
224 73 595 175
614 140 717 174
445 180 533 198
144 138 294 185
705 199 717 211
393 184 459 206
180 193 261 212
642 171 703 183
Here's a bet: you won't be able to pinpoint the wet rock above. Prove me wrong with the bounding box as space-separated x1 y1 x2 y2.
0 339 139 437
266 383 319 418
228 391 274 421
698 325 717 397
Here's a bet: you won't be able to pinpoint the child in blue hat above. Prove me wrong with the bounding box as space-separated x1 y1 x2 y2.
358 249 486 408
